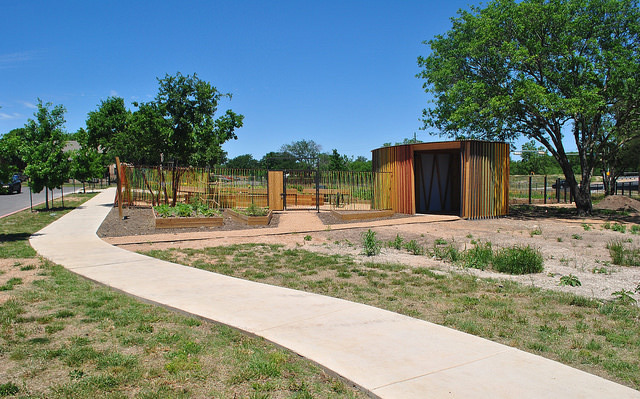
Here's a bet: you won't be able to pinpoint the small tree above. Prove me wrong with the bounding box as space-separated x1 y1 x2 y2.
70 128 104 193
22 100 69 209
328 149 348 171
154 72 244 205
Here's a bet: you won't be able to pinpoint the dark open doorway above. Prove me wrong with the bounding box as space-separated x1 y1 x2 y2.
414 150 461 215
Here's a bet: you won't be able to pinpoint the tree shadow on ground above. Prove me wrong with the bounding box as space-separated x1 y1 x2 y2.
509 204 640 224
0 232 31 243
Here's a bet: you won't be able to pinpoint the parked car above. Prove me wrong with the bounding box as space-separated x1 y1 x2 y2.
1 174 22 194
551 179 567 189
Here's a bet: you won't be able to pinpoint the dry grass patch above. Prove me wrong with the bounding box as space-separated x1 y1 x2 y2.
142 244 640 391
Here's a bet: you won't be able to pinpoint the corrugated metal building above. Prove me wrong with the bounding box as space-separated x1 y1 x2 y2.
372 140 509 219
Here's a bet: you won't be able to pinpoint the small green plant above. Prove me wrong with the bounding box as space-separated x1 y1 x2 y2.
155 204 173 218
387 234 404 250
559 274 581 287
556 237 563 242
611 223 626 233
493 245 544 274
434 238 448 245
431 243 460 262
603 221 611 230
303 235 312 241
246 203 269 217
530 228 542 237
611 289 637 304
0 382 19 396
571 234 582 240
362 229 381 256
592 266 610 275
0 278 23 291
174 203 193 217
463 241 493 270
404 240 424 255
581 223 591 231
631 225 640 235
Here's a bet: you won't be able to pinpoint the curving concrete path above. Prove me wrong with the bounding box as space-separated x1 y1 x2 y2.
30 188 640 398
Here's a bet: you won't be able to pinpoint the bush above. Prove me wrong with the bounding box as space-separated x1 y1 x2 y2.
463 241 493 270
607 240 640 266
431 243 460 262
493 245 544 274
362 229 381 256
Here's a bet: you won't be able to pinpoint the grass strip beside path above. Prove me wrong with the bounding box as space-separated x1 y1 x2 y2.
0 195 364 398
142 244 640 391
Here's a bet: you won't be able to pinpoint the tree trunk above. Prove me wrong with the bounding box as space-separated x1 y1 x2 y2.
557 156 592 216
45 188 49 210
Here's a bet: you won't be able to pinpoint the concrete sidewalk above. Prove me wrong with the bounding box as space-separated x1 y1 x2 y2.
30 189 640 398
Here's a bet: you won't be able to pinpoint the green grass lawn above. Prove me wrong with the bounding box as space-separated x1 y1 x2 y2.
0 196 364 398
142 243 640 391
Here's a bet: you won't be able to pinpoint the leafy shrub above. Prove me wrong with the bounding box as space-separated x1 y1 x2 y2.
404 240 424 255
611 290 637 304
362 229 381 256
155 204 173 218
611 223 626 233
559 274 581 287
387 234 404 250
463 241 493 270
174 203 193 217
493 245 544 274
631 225 640 235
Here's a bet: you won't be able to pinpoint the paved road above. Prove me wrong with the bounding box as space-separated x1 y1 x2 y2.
0 185 84 218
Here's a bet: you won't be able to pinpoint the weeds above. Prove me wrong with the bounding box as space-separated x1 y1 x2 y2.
387 234 404 250
493 245 544 274
404 240 425 255
611 290 637 304
631 225 640 235
571 234 582 240
530 228 542 237
462 241 493 270
582 223 592 231
607 240 640 266
611 223 627 233
559 274 581 287
362 230 381 256
303 235 312 242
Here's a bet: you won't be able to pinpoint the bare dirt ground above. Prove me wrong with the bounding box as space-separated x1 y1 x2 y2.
98 196 640 302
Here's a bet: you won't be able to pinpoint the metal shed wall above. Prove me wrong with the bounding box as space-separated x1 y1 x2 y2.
371 140 509 219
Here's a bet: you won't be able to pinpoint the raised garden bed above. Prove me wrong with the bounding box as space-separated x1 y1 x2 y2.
153 203 223 229
225 208 273 226
330 209 394 221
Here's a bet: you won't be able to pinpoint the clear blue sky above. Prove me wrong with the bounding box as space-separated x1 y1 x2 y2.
1 0 550 161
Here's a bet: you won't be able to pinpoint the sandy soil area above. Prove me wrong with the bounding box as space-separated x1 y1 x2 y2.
98 196 640 302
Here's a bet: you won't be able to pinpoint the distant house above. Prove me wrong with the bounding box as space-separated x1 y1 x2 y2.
372 140 510 219
63 140 80 153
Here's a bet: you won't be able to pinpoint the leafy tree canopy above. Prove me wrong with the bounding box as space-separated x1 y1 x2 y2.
279 139 321 168
225 154 260 170
418 0 640 214
22 100 70 206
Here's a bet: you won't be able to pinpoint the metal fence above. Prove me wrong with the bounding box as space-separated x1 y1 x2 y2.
510 175 640 204
119 165 392 211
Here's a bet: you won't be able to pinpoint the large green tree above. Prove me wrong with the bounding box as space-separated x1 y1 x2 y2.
280 140 321 168
418 0 640 215
152 72 244 204
85 96 132 163
22 100 70 209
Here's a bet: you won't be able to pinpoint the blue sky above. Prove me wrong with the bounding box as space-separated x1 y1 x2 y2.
1 0 547 161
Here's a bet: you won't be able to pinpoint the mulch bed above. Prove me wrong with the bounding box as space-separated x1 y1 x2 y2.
97 207 280 238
